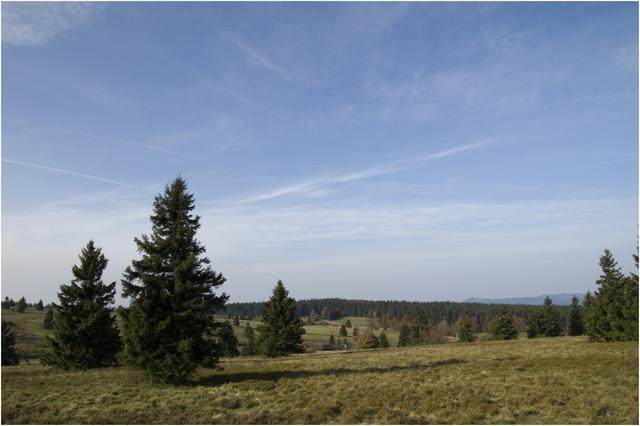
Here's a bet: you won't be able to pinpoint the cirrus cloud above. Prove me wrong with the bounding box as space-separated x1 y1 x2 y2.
2 2 93 46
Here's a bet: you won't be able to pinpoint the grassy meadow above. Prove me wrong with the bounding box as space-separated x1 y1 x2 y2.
2 336 637 424
2 308 52 359
0 308 393 357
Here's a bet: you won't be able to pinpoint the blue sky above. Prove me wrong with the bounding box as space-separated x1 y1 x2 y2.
2 2 638 304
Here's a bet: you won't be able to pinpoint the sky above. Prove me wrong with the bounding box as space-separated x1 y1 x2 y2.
1 2 638 305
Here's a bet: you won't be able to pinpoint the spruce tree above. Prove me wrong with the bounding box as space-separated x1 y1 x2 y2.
241 321 258 355
622 247 639 340
121 177 228 382
241 333 258 356
455 315 476 342
527 310 543 338
328 334 336 347
35 299 44 311
406 308 430 345
398 324 410 347
216 321 239 357
15 297 27 313
42 307 54 330
379 332 390 348
243 323 255 339
2 297 14 309
567 296 584 336
489 308 518 340
585 249 628 341
256 280 305 357
2 320 19 365
583 291 597 336
540 296 563 337
233 315 240 327
344 319 352 328
42 241 121 369
339 325 347 337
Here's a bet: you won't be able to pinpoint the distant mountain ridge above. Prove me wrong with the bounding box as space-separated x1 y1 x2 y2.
464 293 585 306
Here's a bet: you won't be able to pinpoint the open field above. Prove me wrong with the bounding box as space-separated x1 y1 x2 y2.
2 308 52 358
2 337 637 424
328 315 372 328
4 310 397 355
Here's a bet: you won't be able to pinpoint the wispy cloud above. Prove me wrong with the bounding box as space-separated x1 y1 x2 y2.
186 66 276 114
2 2 93 46
6 118 186 157
241 181 320 203
242 140 492 203
3 159 130 187
227 36 288 80
413 140 490 161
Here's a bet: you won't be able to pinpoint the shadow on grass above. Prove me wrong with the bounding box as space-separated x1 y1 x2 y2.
194 358 465 387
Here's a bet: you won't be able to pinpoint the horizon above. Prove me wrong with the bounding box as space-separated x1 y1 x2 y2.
2 2 638 305
0 291 589 308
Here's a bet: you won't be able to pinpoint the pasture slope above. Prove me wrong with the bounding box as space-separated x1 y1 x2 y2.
1 309 395 356
1 309 50 359
2 337 637 424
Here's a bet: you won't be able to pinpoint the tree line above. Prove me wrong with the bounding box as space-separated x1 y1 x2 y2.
223 298 571 332
2 297 46 312
477 248 638 343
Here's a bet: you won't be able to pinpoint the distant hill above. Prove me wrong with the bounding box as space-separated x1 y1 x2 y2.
464 293 584 306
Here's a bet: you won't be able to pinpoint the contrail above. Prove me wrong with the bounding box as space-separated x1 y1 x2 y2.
6 117 185 156
240 139 494 203
3 158 131 187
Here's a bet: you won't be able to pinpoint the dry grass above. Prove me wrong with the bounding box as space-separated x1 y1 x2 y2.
2 336 637 424
1 308 51 358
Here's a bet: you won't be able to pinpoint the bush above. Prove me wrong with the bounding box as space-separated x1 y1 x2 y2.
14 297 27 313
356 330 380 349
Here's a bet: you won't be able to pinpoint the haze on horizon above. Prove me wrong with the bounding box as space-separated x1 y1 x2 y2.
1 2 638 305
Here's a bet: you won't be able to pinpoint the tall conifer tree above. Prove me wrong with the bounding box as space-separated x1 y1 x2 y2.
540 296 563 337
256 280 304 357
568 296 584 336
455 315 477 342
406 308 430 345
42 307 54 330
241 333 258 356
121 177 228 382
42 241 121 369
489 307 518 340
216 321 240 357
339 325 348 337
398 324 410 347
241 323 256 355
622 246 639 340
2 320 19 365
378 331 390 348
527 310 543 338
585 249 629 341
